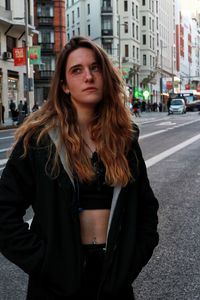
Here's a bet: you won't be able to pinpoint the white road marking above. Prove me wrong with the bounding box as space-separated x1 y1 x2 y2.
0 136 14 140
139 118 200 140
156 121 176 126
0 159 8 166
145 133 200 168
0 147 11 153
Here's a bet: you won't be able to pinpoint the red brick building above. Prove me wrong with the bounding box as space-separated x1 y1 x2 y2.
33 0 66 105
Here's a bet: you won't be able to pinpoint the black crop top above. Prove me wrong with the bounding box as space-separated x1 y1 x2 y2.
78 152 113 211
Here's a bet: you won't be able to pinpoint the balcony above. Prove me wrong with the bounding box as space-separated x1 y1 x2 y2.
0 5 12 24
101 29 113 36
38 16 54 26
39 70 54 79
39 43 54 52
101 6 113 13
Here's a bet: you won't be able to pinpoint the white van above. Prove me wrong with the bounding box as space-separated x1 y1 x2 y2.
169 98 186 114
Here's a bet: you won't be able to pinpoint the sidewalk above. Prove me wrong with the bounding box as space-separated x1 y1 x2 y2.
0 118 18 130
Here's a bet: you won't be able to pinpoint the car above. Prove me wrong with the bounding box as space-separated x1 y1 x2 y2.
169 98 186 114
186 100 200 112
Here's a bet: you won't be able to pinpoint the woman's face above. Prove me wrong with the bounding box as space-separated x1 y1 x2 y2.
63 47 104 111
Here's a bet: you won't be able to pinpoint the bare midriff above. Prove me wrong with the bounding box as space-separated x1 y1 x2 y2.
79 209 110 245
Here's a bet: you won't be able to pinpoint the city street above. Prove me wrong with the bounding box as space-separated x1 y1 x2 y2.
0 112 200 299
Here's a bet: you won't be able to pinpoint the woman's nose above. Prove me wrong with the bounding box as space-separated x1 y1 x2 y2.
84 68 93 81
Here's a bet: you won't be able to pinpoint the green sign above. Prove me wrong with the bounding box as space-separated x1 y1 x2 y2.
28 46 41 65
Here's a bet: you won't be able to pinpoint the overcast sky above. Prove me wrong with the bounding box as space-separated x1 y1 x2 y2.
180 0 200 14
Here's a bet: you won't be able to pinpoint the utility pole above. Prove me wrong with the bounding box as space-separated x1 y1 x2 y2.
24 0 30 113
160 40 163 106
171 45 175 94
118 15 121 70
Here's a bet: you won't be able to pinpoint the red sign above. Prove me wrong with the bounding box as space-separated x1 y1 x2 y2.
185 84 190 90
13 47 26 66
197 85 200 92
166 81 173 89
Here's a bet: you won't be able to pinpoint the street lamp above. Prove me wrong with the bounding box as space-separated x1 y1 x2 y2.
118 15 128 70
13 0 30 113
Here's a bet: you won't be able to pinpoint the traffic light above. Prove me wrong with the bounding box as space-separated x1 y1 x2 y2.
143 89 150 100
134 87 140 98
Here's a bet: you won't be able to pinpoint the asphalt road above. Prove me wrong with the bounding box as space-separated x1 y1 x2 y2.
0 112 200 299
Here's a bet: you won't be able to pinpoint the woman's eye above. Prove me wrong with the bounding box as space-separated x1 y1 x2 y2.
91 64 101 72
72 67 82 74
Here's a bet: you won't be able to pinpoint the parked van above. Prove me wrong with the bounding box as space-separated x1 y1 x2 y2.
169 98 186 114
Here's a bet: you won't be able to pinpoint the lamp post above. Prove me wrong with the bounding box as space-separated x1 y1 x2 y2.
160 40 164 106
118 15 121 70
13 0 30 113
24 0 30 113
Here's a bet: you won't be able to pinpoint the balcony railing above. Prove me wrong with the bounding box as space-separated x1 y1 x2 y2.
39 70 54 79
101 29 113 36
38 16 54 26
39 43 54 51
101 6 113 13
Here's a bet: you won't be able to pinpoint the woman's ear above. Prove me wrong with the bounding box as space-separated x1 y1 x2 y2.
61 82 70 95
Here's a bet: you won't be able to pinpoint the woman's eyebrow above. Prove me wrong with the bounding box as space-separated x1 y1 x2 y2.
68 64 82 72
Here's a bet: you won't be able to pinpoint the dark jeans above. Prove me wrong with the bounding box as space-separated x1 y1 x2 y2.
27 244 135 300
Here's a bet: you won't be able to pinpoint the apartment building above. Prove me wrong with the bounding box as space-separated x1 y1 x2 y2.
66 0 140 90
0 0 35 119
33 0 66 105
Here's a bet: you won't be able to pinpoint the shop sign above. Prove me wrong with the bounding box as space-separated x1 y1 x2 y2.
166 81 173 89
13 47 26 66
28 46 41 65
185 84 190 90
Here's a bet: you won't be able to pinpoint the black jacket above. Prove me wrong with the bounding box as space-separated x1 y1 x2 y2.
0 134 159 298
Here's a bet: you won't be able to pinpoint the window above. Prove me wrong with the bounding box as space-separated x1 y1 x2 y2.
136 25 138 40
77 7 80 18
87 3 90 15
102 16 112 30
133 45 135 58
39 30 54 44
124 22 128 33
72 11 74 24
88 24 90 36
67 14 69 27
103 43 112 55
78 28 80 35
143 54 147 65
142 35 146 45
37 4 53 17
5 0 11 10
125 44 129 57
6 36 16 52
136 48 139 60
132 23 135 38
142 0 145 5
124 1 128 11
136 5 138 19
142 16 146 26
132 2 134 16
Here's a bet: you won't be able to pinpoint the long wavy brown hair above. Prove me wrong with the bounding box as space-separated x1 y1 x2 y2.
14 36 138 186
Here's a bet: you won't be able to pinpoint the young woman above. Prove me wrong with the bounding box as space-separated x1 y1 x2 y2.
0 36 159 300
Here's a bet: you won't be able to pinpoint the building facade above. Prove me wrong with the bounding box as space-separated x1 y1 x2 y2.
33 0 66 105
0 0 35 121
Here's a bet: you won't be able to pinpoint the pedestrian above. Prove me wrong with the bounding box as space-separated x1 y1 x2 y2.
0 36 159 300
1 104 5 123
9 99 16 121
32 103 39 112
167 97 172 115
22 100 28 116
132 100 141 117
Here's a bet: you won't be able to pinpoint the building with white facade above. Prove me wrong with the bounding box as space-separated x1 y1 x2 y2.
66 0 199 106
0 0 36 122
66 0 140 93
